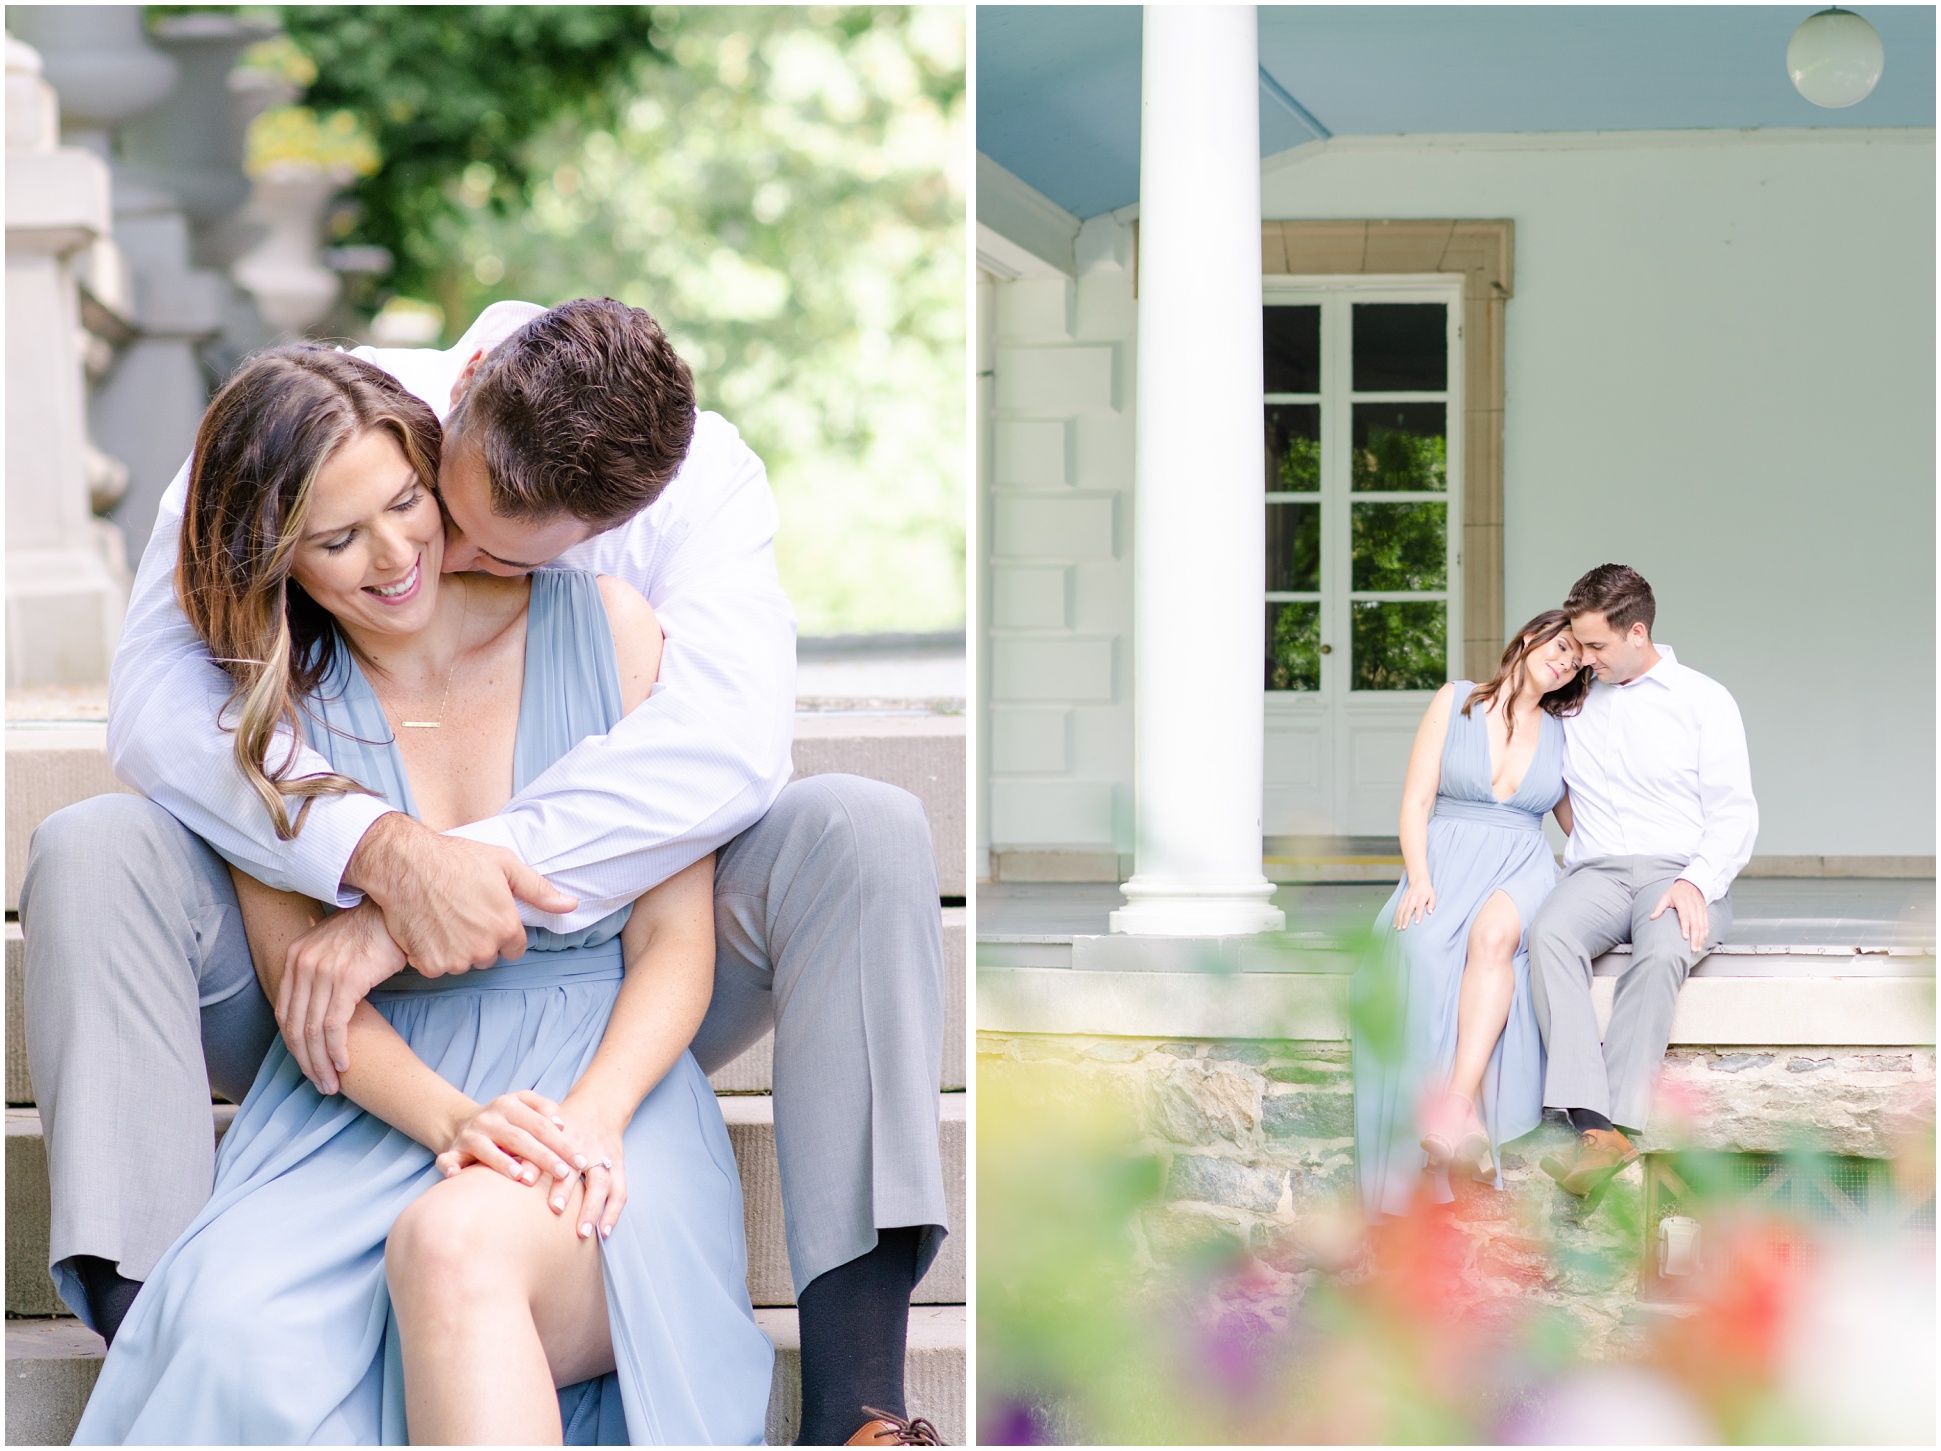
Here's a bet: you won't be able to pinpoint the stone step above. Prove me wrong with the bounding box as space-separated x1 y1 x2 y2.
723 1093 966 1309
6 913 968 1104
7 1094 964 1317
5 712 967 911
3 1305 967 1446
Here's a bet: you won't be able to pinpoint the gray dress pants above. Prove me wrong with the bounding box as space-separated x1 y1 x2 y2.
21 774 946 1317
1526 854 1731 1133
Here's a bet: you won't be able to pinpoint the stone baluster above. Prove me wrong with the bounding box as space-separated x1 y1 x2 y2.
1110 5 1284 936
232 162 350 335
124 12 286 375
11 5 226 567
5 34 128 685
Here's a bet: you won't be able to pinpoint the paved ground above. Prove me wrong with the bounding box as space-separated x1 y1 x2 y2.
979 878 1937 955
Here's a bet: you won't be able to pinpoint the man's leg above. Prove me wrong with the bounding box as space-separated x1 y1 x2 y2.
20 795 274 1340
695 774 947 1444
1526 860 1634 1120
1606 860 1732 1133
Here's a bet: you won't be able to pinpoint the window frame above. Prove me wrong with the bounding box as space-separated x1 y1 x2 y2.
1263 275 1465 698
1262 219 1514 680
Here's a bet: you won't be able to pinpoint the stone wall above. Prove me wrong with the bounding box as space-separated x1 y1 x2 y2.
978 1031 1937 1354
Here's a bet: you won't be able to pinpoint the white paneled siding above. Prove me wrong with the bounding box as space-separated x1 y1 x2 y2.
981 218 1140 861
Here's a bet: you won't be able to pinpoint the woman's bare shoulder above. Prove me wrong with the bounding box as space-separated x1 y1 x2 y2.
594 574 663 714
594 573 657 633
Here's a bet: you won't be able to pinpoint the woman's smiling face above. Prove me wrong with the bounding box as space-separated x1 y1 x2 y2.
288 428 444 639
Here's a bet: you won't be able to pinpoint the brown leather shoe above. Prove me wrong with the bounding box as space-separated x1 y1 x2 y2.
1540 1127 1637 1196
846 1407 942 1445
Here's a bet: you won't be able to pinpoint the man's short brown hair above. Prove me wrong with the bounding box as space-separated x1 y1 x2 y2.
447 297 696 528
1563 563 1656 637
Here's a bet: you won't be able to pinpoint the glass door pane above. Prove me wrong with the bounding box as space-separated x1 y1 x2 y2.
1265 303 1322 694
1347 300 1449 693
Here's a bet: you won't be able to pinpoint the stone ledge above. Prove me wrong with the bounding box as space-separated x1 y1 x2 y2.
986 846 1937 884
977 967 1937 1046
978 936 1936 972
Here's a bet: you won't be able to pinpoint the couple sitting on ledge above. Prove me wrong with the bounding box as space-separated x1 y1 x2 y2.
1354 563 1759 1218
24 299 946 1446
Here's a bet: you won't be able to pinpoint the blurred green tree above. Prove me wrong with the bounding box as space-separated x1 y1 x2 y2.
277 5 665 305
159 4 965 634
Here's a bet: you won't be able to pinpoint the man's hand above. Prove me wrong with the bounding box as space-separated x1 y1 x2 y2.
344 812 577 978
1649 878 1711 954
279 901 407 1095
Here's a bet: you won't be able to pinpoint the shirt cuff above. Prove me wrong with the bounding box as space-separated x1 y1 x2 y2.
299 793 400 908
1676 867 1726 905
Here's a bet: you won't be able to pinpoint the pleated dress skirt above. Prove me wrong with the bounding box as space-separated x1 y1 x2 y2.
1351 689 1562 1221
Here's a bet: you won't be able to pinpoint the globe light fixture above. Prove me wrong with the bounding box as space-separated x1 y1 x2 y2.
1788 7 1885 108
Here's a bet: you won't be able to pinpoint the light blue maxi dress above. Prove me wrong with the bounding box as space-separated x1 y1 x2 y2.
1351 684 1563 1221
75 569 774 1445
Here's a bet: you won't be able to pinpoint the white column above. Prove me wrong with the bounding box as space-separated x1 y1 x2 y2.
1110 5 1283 936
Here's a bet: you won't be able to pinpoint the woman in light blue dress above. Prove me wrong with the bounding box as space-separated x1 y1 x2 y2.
74 345 772 1444
1352 610 1589 1221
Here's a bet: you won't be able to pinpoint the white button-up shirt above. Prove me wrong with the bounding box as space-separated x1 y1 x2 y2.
1560 643 1758 903
106 301 797 931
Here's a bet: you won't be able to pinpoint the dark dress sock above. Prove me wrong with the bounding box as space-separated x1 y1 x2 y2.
72 1255 143 1348
795 1225 925 1444
1567 1107 1615 1134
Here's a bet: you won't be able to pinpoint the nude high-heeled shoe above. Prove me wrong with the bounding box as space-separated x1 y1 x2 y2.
1454 1102 1495 1182
1419 1091 1467 1170
1421 1092 1495 1180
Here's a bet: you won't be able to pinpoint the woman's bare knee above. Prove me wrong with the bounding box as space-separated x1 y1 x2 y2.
1468 893 1523 965
389 1172 521 1302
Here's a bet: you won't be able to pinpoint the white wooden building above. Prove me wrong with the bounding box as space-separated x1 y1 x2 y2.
976 5 1936 901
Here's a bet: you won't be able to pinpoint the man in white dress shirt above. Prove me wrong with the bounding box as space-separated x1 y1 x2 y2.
22 299 947 1445
1527 564 1759 1197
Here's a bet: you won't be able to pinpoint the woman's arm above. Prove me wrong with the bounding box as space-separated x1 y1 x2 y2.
555 855 717 1239
1393 684 1456 930
228 867 581 1185
1553 784 1574 837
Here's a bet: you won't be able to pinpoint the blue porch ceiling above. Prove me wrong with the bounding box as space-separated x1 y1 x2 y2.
977 6 1938 220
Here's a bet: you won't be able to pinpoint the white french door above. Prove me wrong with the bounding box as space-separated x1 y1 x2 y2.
1261 276 1464 838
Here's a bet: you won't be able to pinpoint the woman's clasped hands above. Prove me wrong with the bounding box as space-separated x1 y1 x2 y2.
435 1090 630 1241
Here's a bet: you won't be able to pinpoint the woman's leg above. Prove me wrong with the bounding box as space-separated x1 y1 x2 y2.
1448 891 1522 1106
386 1167 612 1445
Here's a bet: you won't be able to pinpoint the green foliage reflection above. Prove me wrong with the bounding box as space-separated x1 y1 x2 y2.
1266 602 1320 691
1351 502 1446 592
1352 600 1445 691
1351 422 1446 493
1265 503 1319 594
1277 434 1320 492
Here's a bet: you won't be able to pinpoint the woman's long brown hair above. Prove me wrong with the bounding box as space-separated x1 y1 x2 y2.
176 344 444 839
1461 608 1591 742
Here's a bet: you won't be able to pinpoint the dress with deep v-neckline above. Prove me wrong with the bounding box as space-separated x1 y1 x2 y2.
1351 682 1565 1220
75 570 773 1446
